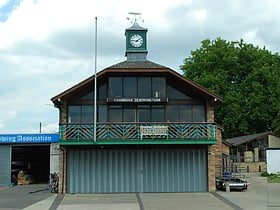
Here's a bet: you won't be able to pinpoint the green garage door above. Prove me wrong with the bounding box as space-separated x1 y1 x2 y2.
67 148 207 193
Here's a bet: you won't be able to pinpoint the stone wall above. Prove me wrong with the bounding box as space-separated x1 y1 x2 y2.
269 135 280 148
237 162 267 173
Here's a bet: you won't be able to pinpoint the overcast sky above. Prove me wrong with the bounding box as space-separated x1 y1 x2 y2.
0 0 279 134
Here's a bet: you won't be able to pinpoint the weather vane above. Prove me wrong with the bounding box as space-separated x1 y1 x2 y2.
127 12 144 24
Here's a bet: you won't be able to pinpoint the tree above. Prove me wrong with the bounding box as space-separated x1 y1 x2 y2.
181 38 280 138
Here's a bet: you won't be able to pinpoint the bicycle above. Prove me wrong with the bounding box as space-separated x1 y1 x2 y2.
50 172 59 193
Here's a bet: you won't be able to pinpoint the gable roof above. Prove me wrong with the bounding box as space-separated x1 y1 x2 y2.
108 60 167 69
225 131 277 146
51 60 223 106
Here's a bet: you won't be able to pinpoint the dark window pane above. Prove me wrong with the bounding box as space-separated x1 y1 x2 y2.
151 105 164 122
193 105 205 122
180 105 192 122
167 85 191 99
109 105 122 122
124 77 137 97
81 91 93 100
138 105 150 122
109 77 122 97
98 83 107 100
166 105 179 122
68 106 80 122
138 77 151 97
123 107 136 122
82 106 93 122
98 105 107 122
152 77 166 98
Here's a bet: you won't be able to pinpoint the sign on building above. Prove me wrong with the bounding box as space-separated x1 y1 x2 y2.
0 134 59 143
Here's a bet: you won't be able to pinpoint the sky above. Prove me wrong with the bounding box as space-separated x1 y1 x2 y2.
0 0 280 134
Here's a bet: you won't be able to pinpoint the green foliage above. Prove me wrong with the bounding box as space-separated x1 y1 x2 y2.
181 38 280 138
267 174 280 183
261 172 269 177
261 172 280 183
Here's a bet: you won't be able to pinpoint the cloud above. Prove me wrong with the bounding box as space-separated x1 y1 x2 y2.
0 0 280 133
0 0 9 7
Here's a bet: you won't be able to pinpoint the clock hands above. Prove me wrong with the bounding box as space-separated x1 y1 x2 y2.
131 37 140 42
130 34 143 47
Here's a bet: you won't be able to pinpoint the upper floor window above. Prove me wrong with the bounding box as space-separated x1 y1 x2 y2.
124 77 137 97
68 105 93 123
108 105 165 123
167 85 191 99
109 77 122 98
108 77 166 98
166 105 205 122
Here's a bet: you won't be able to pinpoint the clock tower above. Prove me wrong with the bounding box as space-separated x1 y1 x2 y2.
125 19 148 61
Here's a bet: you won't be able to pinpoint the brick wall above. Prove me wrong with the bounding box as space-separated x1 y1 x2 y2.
206 101 224 191
206 101 214 123
58 147 67 194
208 127 223 191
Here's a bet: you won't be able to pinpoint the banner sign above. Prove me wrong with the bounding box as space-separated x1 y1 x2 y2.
107 97 168 103
0 134 59 143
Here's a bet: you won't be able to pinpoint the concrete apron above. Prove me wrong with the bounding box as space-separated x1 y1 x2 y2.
49 193 233 210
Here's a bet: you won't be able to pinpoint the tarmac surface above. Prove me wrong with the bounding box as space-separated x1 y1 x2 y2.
0 173 279 210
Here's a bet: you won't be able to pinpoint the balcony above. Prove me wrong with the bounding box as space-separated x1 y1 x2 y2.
59 122 217 145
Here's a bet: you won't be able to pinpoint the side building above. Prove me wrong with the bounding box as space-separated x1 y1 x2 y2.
0 133 59 186
51 20 223 193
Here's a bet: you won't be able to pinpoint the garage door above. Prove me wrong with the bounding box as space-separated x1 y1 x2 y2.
0 145 11 185
67 148 207 193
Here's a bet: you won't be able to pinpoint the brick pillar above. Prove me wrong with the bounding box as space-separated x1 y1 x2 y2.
208 144 216 192
215 128 223 177
206 101 214 123
57 100 68 194
207 101 216 191
60 102 67 123
58 147 67 194
208 137 223 191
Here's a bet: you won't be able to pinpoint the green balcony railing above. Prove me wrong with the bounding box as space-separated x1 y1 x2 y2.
59 122 217 145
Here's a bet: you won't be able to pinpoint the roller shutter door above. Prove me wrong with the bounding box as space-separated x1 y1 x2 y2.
67 148 207 193
0 145 11 185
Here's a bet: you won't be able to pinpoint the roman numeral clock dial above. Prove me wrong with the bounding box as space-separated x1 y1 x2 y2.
130 34 143 47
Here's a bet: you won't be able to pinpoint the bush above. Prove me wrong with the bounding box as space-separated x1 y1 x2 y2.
261 172 269 177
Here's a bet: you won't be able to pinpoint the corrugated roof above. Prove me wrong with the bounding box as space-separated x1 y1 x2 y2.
225 131 273 146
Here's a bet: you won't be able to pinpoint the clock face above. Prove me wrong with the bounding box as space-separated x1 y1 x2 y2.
130 34 143 47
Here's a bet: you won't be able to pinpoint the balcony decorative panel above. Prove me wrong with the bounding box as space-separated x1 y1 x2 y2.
59 122 217 145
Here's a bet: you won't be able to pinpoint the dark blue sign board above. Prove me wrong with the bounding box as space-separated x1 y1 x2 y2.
0 134 59 143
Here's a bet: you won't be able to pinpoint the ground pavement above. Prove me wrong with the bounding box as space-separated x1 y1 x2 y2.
0 173 279 210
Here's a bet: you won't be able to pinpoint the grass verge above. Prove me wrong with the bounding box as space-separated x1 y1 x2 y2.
261 172 280 183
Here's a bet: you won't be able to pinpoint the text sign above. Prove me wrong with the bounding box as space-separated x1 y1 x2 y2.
107 97 168 103
140 125 168 140
0 134 59 143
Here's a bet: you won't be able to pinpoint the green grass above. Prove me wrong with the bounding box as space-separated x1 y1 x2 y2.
261 172 280 183
267 174 280 183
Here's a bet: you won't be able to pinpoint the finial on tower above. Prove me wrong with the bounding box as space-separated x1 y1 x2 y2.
127 12 144 24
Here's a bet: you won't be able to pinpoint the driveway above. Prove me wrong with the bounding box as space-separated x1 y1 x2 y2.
0 183 52 210
0 173 279 210
216 173 280 210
